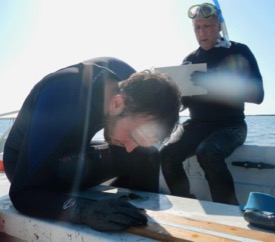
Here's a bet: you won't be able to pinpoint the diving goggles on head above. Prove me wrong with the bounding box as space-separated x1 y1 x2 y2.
188 3 220 19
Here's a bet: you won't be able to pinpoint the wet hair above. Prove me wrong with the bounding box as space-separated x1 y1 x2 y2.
118 70 181 141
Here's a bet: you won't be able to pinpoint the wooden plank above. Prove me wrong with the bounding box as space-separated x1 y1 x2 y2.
75 186 275 241
128 222 236 242
127 210 275 242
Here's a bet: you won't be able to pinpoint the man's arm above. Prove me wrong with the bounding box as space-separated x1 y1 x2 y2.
238 44 264 104
7 70 147 232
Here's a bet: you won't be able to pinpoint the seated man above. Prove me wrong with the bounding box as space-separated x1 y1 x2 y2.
160 3 264 205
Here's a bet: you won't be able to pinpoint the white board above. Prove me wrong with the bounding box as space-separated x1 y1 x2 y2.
154 64 208 96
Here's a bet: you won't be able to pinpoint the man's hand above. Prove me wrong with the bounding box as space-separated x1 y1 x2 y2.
66 198 147 232
190 71 211 89
191 70 246 102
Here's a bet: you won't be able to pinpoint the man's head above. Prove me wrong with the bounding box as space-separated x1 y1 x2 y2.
188 3 221 50
104 70 181 152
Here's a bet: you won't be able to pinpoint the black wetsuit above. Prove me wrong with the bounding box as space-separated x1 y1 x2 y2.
161 42 264 205
4 57 159 220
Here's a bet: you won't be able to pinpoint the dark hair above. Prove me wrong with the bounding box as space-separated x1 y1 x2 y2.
119 70 181 141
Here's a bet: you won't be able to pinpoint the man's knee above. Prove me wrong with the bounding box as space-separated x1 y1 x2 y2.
196 142 226 172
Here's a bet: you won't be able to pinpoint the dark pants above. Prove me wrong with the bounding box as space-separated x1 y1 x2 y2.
160 119 247 205
54 144 160 194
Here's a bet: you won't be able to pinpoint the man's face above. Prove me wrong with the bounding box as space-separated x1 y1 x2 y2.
192 17 220 50
104 114 160 153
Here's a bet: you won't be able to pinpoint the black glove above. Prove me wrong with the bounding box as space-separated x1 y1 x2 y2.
65 198 147 232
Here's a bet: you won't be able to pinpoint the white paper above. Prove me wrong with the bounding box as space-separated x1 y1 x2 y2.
154 64 208 96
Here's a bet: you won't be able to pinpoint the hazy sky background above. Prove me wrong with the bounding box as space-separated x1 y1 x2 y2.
0 0 274 115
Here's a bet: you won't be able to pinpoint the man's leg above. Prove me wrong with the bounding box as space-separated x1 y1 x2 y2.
196 121 247 205
160 123 205 198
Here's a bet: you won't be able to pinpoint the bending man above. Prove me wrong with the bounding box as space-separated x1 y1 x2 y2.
4 57 181 232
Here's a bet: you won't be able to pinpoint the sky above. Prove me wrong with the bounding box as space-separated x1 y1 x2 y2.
0 0 274 116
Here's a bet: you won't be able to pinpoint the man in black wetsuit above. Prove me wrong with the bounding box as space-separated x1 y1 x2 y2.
161 3 264 205
3 57 181 232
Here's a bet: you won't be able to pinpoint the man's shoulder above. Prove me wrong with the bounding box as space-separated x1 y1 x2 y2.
34 64 82 91
183 48 200 62
228 41 257 59
46 65 81 80
230 41 250 51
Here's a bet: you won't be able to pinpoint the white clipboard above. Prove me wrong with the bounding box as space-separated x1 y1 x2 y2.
154 64 208 96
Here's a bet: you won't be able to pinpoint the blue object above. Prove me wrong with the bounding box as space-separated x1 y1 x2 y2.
212 0 224 23
212 0 230 43
242 192 275 214
242 192 275 231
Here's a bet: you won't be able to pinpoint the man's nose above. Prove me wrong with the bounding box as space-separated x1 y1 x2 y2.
198 29 205 36
197 26 207 35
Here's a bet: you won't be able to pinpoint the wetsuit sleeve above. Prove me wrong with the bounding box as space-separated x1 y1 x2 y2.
8 69 83 220
6 59 136 221
237 44 264 104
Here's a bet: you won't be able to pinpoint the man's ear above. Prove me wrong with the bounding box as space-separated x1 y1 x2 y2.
109 95 125 116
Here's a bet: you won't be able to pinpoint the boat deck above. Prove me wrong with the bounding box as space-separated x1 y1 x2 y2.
1 176 274 241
